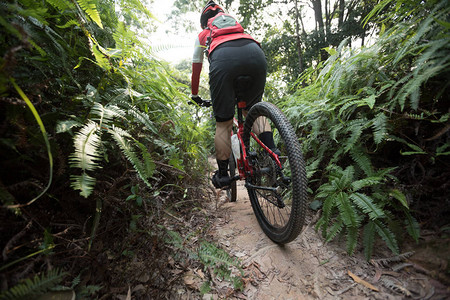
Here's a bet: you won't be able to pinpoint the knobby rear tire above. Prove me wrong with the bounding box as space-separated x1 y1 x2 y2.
243 102 307 244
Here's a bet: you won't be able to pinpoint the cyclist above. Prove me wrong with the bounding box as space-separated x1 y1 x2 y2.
191 0 277 188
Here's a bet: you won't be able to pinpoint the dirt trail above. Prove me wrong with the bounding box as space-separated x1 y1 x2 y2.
206 179 449 300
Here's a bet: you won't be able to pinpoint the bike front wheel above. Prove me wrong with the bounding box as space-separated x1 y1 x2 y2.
243 102 307 244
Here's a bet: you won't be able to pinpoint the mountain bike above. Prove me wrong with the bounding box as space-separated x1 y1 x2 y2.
191 76 307 244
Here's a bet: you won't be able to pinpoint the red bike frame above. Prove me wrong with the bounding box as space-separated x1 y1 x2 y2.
233 100 282 181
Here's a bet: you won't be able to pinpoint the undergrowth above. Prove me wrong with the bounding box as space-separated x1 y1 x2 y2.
280 0 449 259
0 0 216 298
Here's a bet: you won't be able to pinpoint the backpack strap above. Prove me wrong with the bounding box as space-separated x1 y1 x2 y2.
204 27 213 57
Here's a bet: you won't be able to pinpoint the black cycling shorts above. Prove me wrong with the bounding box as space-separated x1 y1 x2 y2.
209 39 267 122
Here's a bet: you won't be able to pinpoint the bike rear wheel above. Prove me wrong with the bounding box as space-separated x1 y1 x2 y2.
227 153 237 202
243 102 307 244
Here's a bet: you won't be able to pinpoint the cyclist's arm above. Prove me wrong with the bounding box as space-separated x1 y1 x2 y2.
191 38 204 96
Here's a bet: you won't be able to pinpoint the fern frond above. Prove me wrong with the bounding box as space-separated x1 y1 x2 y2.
45 0 74 11
350 192 385 220
87 38 109 70
320 193 337 225
363 221 376 260
346 226 359 255
374 219 399 255
336 166 355 190
76 0 103 28
56 19 80 29
350 146 373 176
372 112 388 144
134 139 156 178
325 217 344 243
338 94 376 121
125 105 158 134
316 183 337 197
90 103 126 128
404 212 420 242
70 172 96 198
344 121 365 153
56 120 82 133
388 135 426 156
0 269 67 300
351 177 382 191
109 126 152 187
389 189 409 209
198 241 243 276
70 121 102 171
336 192 358 228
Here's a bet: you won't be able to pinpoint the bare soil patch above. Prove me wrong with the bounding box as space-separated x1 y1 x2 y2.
204 178 450 299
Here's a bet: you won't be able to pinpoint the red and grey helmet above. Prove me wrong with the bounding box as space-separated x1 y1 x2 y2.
200 1 224 29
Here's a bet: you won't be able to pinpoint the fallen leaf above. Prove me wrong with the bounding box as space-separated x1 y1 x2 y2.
348 270 379 292
195 268 205 279
183 270 201 290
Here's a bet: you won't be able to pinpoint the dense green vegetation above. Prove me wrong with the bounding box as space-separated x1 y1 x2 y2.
0 0 213 298
280 0 449 259
1 0 449 298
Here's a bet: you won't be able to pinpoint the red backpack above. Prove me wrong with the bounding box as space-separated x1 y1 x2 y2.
204 13 245 54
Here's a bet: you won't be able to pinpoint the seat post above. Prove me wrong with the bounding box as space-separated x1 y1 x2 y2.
237 99 246 124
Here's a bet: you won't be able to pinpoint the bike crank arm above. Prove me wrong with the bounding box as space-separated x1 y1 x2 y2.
245 182 277 192
245 182 286 208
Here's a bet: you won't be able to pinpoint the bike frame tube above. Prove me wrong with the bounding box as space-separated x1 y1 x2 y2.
232 107 282 181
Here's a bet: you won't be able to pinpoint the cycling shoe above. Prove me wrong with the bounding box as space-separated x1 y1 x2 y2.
211 171 231 189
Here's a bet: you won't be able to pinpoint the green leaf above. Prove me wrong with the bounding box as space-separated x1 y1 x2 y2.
434 17 450 29
56 120 82 133
0 269 67 299
70 121 102 171
45 0 74 11
436 143 450 156
363 221 376 260
351 177 382 191
76 0 103 28
109 126 154 187
309 199 322 211
350 192 385 220
372 112 388 145
405 213 420 242
350 146 373 176
70 172 96 198
336 192 358 227
364 94 376 109
56 19 80 29
346 226 359 255
400 150 426 155
10 78 53 206
325 218 343 242
374 220 399 255
389 189 409 209
323 47 337 56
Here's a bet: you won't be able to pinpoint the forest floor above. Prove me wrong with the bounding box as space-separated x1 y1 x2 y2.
189 160 450 300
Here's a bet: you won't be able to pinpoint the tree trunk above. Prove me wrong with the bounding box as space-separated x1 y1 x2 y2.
294 0 304 83
338 0 345 28
311 0 325 36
